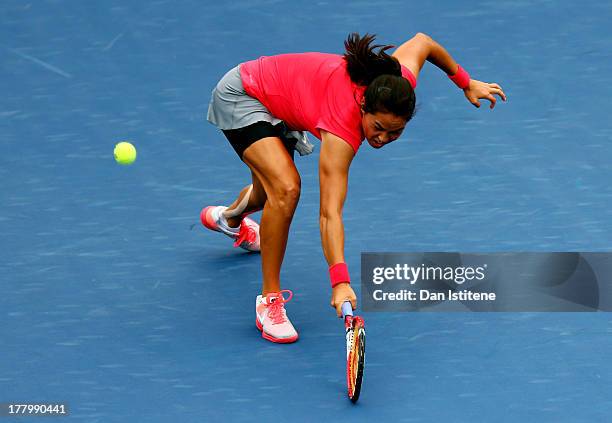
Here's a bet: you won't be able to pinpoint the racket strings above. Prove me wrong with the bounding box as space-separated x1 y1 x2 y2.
345 328 354 359
348 318 366 398
347 325 362 395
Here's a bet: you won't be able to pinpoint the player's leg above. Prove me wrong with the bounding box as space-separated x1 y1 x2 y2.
200 145 267 251
241 136 300 295
242 135 300 343
223 171 266 228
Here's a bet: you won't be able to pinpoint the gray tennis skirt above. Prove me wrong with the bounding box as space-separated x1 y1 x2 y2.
207 64 283 130
207 64 314 156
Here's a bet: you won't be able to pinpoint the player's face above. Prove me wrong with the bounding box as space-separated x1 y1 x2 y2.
361 110 407 149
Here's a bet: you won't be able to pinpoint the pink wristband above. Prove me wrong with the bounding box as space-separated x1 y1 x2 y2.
448 65 470 90
329 263 350 288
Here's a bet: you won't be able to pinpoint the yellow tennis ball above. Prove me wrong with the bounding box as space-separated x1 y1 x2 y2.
114 142 137 165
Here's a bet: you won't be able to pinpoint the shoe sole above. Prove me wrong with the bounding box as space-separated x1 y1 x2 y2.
256 318 299 344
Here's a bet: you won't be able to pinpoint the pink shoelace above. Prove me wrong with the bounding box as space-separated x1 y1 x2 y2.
265 290 293 325
233 220 257 248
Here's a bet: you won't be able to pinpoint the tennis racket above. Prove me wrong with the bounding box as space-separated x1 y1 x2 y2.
341 301 365 403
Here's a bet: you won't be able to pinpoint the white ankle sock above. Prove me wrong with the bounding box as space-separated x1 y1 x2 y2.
218 210 239 233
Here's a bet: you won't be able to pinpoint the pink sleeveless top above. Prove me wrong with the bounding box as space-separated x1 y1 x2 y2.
240 52 417 153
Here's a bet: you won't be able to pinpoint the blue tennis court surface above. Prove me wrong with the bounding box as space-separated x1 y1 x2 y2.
2 0 612 421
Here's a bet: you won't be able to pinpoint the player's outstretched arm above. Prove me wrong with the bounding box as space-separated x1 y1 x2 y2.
392 33 507 109
319 130 357 317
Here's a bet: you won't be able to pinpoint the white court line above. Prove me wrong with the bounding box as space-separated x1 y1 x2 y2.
7 47 72 78
103 32 124 51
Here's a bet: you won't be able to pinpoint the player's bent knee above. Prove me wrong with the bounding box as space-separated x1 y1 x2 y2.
277 181 300 205
269 180 301 216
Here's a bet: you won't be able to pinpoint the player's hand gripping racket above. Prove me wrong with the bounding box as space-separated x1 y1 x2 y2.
341 301 365 403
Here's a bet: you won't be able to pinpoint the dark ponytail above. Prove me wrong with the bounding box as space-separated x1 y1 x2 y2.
343 33 416 121
343 32 400 86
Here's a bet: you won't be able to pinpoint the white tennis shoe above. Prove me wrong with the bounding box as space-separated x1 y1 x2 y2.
255 290 298 343
200 205 260 252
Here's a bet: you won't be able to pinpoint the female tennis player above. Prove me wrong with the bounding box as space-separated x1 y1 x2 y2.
202 32 506 343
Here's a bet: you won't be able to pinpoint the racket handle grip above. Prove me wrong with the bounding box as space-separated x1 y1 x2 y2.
341 301 353 318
